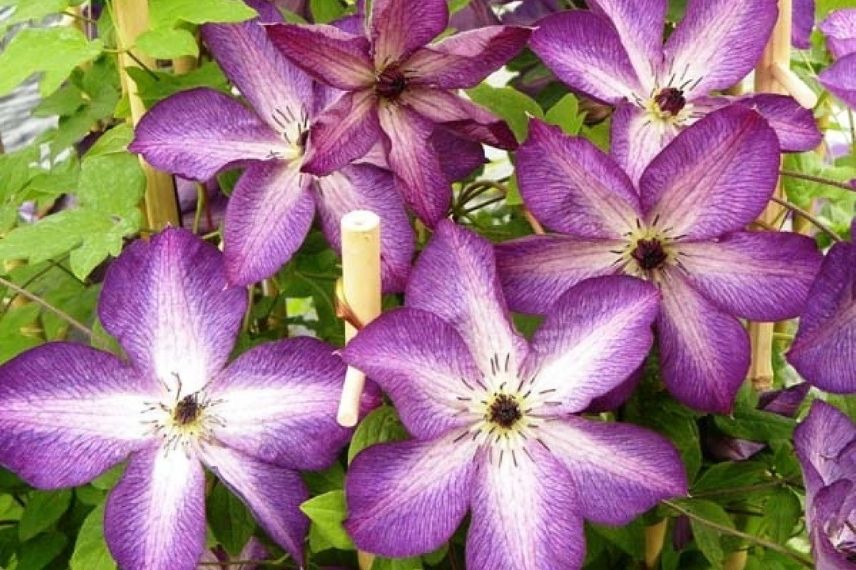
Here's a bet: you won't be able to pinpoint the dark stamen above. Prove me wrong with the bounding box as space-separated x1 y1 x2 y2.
488 394 522 429
376 66 407 99
654 87 686 116
631 238 669 271
174 393 202 425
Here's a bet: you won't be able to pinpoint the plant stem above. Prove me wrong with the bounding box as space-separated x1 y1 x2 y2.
460 195 505 215
197 554 292 567
63 10 98 24
0 276 92 338
663 499 814 568
779 170 855 193
768 196 843 242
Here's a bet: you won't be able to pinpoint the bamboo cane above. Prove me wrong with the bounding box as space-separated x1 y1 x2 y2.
644 518 668 569
113 0 180 230
748 0 796 393
336 211 381 570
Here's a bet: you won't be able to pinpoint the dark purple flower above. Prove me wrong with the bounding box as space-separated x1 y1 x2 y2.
819 9 856 109
264 0 529 225
176 178 227 234
794 401 856 568
496 107 823 413
0 228 375 570
130 1 414 290
340 221 687 568
788 221 856 393
531 0 821 182
792 0 816 48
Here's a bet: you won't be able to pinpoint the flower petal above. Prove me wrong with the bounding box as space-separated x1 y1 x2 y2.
129 88 283 181
516 119 641 238
99 228 247 395
431 127 486 182
370 0 448 66
657 268 750 413
588 0 665 93
788 240 856 393
530 10 642 104
105 447 206 570
611 102 678 185
377 103 451 225
792 0 815 49
265 23 374 90
820 54 856 110
342 308 482 439
679 231 821 321
402 87 516 149
738 94 822 152
302 89 382 176
521 276 659 414
663 0 778 97
0 343 153 488
345 434 476 557
466 445 584 570
496 235 623 315
820 8 856 58
314 164 414 293
224 161 315 286
202 15 313 134
640 106 780 240
794 401 856 494
539 415 687 525
406 221 526 377
200 444 308 564
811 481 856 570
406 26 531 89
208 337 354 470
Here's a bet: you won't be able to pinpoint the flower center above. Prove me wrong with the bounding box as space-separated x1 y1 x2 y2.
631 238 668 271
653 87 686 116
141 379 225 455
173 393 203 426
269 106 310 161
376 66 407 99
488 393 523 429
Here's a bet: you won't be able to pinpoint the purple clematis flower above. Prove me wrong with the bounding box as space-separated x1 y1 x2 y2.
0 228 374 570
531 0 821 182
819 9 856 109
795 401 856 568
340 220 687 568
198 537 268 569
788 220 856 393
130 1 414 290
793 0 816 49
264 0 530 225
496 106 823 413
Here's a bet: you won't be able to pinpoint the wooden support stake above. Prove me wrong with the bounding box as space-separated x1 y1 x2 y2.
644 518 668 569
337 211 382 427
749 0 793 393
113 0 180 230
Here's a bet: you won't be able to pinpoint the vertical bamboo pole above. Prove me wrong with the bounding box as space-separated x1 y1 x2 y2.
748 0 794 393
113 0 180 230
644 519 668 569
337 211 381 570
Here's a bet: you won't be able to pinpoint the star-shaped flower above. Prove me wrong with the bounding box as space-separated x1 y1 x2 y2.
0 228 374 570
788 220 856 392
341 220 687 569
496 106 822 413
130 0 414 289
531 0 821 182
795 401 856 568
264 0 530 224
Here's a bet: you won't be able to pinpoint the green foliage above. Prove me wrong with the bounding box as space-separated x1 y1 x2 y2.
348 405 409 463
207 484 256 556
19 490 72 541
467 84 544 141
301 490 354 551
69 503 116 570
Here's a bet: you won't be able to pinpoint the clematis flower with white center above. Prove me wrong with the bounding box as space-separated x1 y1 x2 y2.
530 0 822 182
0 228 375 570
340 221 687 569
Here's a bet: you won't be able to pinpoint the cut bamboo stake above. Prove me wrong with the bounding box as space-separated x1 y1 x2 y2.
748 0 795 393
113 0 180 230
644 519 668 569
337 210 382 427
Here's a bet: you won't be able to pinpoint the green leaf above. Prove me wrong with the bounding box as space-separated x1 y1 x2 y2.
16 532 67 570
713 407 795 442
310 0 346 22
77 152 146 213
448 0 472 14
681 499 735 568
372 556 423 570
0 0 71 34
125 61 229 108
544 93 586 135
136 27 200 59
207 484 256 556
300 490 354 551
691 461 767 495
149 0 257 27
466 84 544 141
760 488 801 543
0 27 103 97
19 490 72 541
590 519 645 559
348 405 409 463
70 503 116 570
